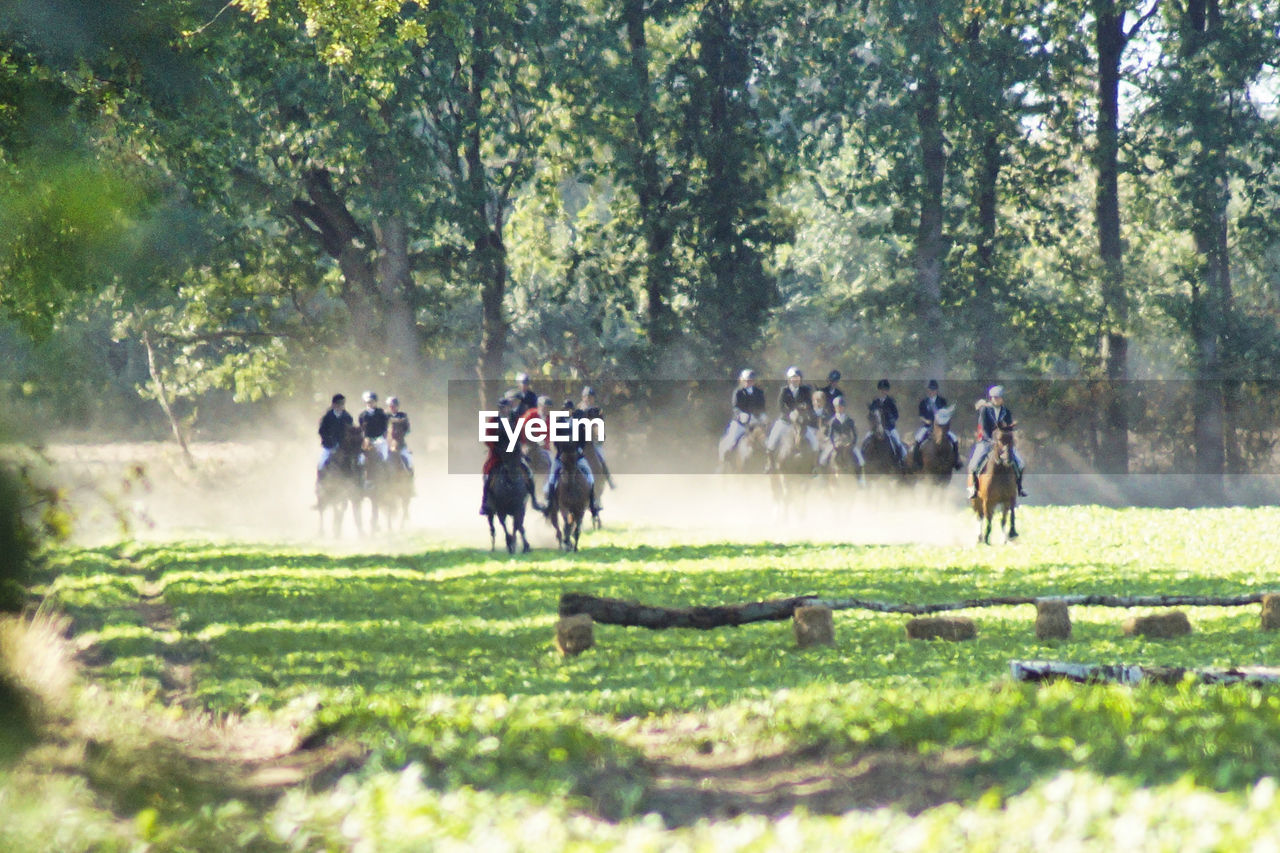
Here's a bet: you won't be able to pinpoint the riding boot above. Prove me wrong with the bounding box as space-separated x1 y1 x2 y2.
479 474 491 515
966 472 977 500
952 443 962 471
1017 473 1028 498
590 487 601 515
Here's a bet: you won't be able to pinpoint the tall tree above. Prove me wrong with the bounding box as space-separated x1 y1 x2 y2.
1091 0 1160 474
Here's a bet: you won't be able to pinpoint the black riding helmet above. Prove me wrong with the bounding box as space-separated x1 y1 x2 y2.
828 370 841 383
877 379 890 390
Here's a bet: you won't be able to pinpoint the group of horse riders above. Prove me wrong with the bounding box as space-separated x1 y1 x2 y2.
479 373 612 519
718 368 1026 497
317 390 414 483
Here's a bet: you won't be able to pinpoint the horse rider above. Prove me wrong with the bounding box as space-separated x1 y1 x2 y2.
544 399 601 516
386 396 414 475
966 385 1027 499
862 379 907 464
820 395 864 471
359 390 390 462
765 367 819 466
718 368 768 464
819 370 845 407
913 379 961 471
516 394 555 472
317 393 353 475
579 386 615 489
512 372 539 417
480 396 544 515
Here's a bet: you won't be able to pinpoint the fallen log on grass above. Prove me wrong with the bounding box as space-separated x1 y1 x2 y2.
1010 660 1280 685
558 591 1275 630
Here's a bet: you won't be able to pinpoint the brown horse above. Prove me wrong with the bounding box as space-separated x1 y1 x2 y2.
316 425 365 536
914 405 958 487
770 403 817 512
380 418 413 531
550 447 591 551
972 423 1018 544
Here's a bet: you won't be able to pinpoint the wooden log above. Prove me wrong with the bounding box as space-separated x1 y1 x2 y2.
1011 660 1280 686
555 614 594 656
1262 594 1280 631
1123 611 1192 639
558 591 1277 631
793 605 835 648
905 616 976 641
1035 601 1071 640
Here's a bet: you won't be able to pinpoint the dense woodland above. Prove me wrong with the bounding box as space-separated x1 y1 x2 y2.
1 0 1279 489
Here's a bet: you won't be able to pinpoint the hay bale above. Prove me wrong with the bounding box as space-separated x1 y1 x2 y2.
793 605 835 648
1123 611 1192 639
1262 595 1280 632
1035 600 1071 640
555 614 594 656
905 616 976 641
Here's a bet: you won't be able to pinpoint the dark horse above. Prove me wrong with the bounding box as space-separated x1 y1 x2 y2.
548 446 591 551
487 449 532 554
380 418 413 531
770 404 818 510
973 423 1019 544
862 409 905 481
913 405 959 487
316 425 365 536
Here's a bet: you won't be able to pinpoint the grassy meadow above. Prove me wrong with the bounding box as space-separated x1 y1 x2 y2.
6 505 1280 849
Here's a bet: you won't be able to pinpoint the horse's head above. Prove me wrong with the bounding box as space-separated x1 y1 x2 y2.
388 419 408 450
994 423 1016 462
868 408 884 435
791 403 815 430
340 425 364 454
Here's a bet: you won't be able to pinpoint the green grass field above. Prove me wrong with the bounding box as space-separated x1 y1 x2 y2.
7 505 1280 850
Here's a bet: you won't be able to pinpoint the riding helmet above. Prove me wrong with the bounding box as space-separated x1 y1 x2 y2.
387 396 400 407
786 366 802 379
989 385 1004 398
877 379 890 390
581 386 596 398
927 379 939 390
828 369 841 383
516 372 531 383
331 393 345 404
833 396 846 408
739 368 756 381
363 390 377 402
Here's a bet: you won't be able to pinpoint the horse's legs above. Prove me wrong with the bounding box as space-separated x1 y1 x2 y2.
502 516 516 554
1008 504 1018 539
488 513 497 551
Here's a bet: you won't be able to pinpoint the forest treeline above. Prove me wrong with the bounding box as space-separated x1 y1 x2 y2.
0 0 1278 490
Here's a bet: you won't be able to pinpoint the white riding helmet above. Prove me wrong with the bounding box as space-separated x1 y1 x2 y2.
786 366 802 379
516 372 531 383
362 390 377 402
387 396 399 407
739 368 756 381
988 385 1004 398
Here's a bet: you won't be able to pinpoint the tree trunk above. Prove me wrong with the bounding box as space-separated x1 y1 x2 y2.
373 214 422 385
972 130 1000 380
463 37 508 403
559 591 1268 629
142 331 196 469
1094 0 1130 474
623 0 677 354
1011 660 1280 685
914 51 947 379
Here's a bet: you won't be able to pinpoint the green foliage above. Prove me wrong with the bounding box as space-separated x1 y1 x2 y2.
13 507 1280 845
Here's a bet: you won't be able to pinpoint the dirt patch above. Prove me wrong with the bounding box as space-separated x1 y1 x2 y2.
624 722 990 827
